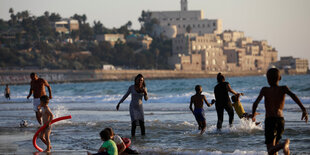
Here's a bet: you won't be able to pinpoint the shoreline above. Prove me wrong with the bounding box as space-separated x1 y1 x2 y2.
0 69 306 85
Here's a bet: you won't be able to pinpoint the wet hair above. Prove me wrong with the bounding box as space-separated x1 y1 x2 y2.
104 127 114 136
40 95 49 104
100 129 111 141
217 73 225 83
266 68 281 86
231 95 238 102
30 72 36 77
195 85 202 94
134 74 146 87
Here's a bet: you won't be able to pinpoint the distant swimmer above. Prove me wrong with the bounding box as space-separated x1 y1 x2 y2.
5 84 10 100
27 73 52 125
189 85 213 135
252 68 308 155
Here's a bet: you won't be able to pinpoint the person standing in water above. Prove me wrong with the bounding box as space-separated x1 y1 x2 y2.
116 74 148 137
4 84 10 100
252 68 308 155
189 85 213 135
214 73 241 130
27 73 52 125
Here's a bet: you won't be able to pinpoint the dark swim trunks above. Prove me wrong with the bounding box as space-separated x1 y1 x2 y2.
193 108 206 122
264 117 285 144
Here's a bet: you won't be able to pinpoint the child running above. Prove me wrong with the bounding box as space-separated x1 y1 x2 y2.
189 85 212 135
252 68 308 155
39 95 53 152
87 129 118 155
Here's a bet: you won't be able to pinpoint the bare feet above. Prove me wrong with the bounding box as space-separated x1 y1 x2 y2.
43 149 50 152
283 139 290 155
200 128 206 135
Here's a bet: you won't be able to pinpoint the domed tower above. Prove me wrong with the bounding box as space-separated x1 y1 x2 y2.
181 0 188 11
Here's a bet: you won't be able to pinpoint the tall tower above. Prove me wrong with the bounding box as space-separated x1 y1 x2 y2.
181 0 188 11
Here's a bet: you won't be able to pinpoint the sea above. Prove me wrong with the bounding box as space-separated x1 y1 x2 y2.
0 74 309 155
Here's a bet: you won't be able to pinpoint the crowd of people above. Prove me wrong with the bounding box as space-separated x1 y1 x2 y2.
4 68 308 155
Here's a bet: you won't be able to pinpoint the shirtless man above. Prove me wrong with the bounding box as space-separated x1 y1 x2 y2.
252 68 308 155
27 73 52 125
189 85 213 135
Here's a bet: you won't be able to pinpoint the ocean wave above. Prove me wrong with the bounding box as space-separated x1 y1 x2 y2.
135 147 268 155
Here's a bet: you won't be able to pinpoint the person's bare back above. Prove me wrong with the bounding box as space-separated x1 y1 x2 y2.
191 94 206 109
252 68 308 155
261 86 287 118
31 78 48 98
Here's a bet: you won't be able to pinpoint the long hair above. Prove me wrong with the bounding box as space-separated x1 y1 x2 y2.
217 73 225 83
134 74 146 87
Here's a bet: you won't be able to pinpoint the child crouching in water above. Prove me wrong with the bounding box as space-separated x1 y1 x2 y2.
87 129 118 155
105 128 138 154
189 85 213 135
39 95 53 152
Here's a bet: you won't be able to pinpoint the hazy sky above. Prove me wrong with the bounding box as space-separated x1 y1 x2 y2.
1 0 310 66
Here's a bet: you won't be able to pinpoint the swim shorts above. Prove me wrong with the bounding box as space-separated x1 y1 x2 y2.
33 98 41 112
193 108 206 122
264 117 285 144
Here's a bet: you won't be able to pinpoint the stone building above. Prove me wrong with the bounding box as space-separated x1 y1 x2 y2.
95 34 126 47
54 19 79 34
170 33 226 71
222 31 278 71
273 56 309 74
149 0 222 38
126 34 153 49
170 30 278 72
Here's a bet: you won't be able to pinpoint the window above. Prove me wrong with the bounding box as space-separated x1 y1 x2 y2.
198 24 200 28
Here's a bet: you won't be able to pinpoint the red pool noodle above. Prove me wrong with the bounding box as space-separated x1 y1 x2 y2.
33 115 72 152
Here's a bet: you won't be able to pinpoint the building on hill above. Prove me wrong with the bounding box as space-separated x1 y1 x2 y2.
126 34 153 49
95 34 126 47
169 31 278 72
54 19 79 34
149 0 222 38
273 56 309 74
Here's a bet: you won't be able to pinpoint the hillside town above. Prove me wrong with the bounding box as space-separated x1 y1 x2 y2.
0 0 308 74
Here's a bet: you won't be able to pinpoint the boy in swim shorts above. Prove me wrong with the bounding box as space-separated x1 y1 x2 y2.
189 85 213 135
39 95 53 152
252 68 308 155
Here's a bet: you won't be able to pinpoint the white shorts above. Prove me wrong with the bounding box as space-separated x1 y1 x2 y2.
33 98 41 112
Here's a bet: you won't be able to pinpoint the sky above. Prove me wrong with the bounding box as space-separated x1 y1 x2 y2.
1 0 310 66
